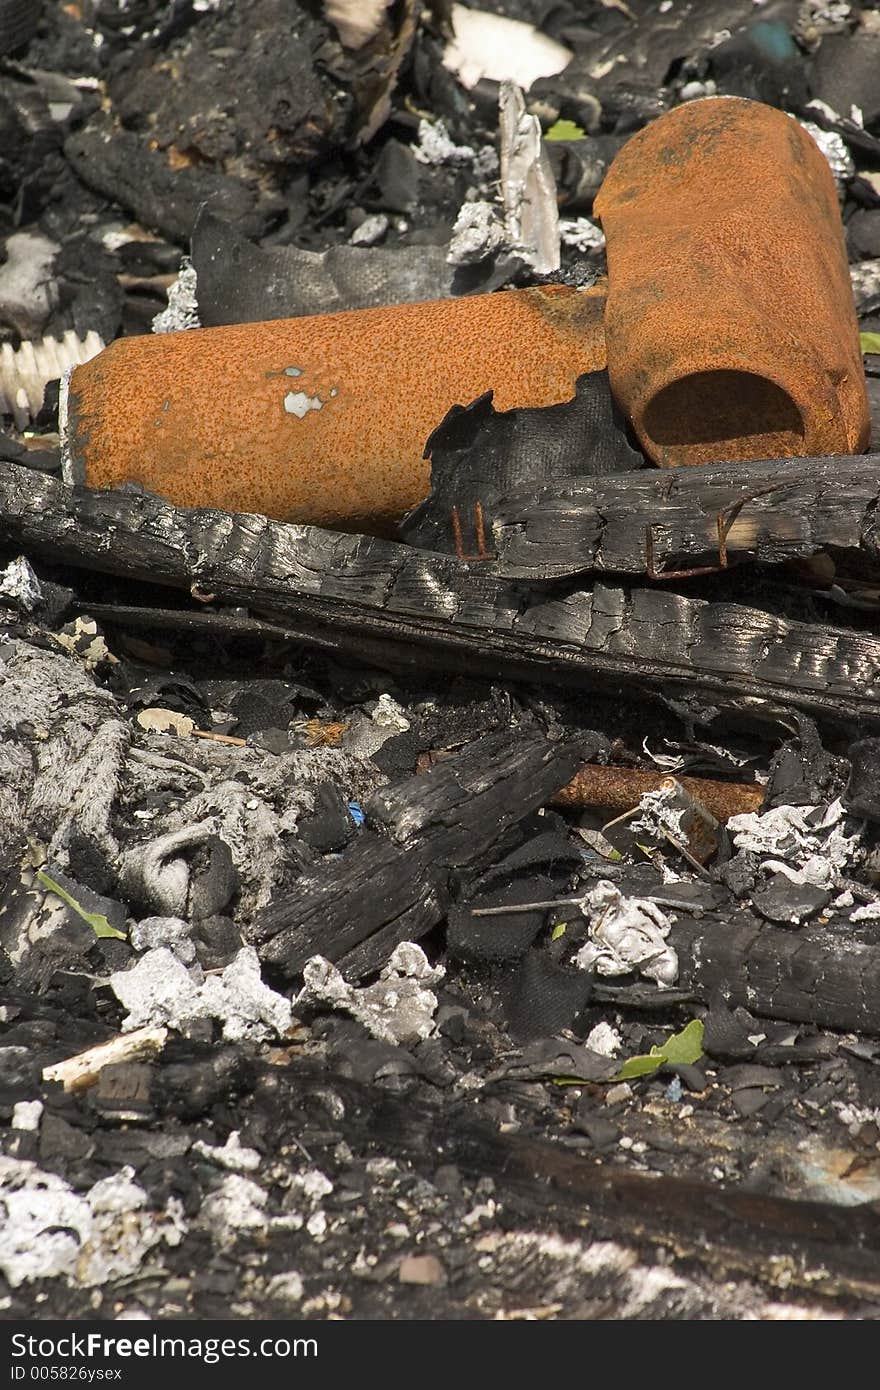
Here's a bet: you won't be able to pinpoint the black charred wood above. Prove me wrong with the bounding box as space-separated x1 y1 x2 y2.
4 461 880 727
257 725 587 978
493 452 880 579
261 1061 880 1302
671 915 880 1035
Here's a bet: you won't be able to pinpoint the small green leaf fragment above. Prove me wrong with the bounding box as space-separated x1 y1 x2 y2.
614 1019 704 1081
545 118 586 142
616 1052 664 1079
37 870 127 940
661 1018 704 1065
551 922 567 941
551 1075 588 1087
860 332 880 355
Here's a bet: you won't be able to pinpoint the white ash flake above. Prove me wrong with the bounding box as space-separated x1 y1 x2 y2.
799 114 854 190
296 942 443 1046
573 879 678 988
196 1176 277 1244
0 556 42 613
851 257 880 305
196 1167 333 1248
265 1271 304 1303
129 915 196 964
558 217 606 253
412 118 496 178
192 1131 262 1174
726 798 861 891
0 1158 185 1288
370 693 410 731
151 257 200 333
110 945 292 1042
448 200 507 266
850 900 880 922
584 1022 622 1057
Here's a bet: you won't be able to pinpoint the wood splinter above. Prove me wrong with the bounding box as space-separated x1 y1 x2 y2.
42 1025 169 1093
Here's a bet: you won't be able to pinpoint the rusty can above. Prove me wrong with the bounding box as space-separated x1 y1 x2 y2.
594 96 870 468
60 284 607 533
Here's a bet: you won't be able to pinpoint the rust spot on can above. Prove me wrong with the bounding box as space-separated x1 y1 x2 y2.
594 97 870 467
63 284 607 533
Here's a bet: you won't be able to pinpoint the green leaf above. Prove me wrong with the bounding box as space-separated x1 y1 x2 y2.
545 118 586 142
616 1051 666 1079
551 922 567 941
661 1018 704 1065
37 870 127 940
860 332 880 355
615 1019 704 1081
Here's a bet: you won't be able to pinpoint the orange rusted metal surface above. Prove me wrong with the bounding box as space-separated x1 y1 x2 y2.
62 284 607 532
594 97 870 468
551 764 764 823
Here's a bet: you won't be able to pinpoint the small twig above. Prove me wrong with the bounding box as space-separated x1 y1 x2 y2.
190 728 247 746
470 894 705 918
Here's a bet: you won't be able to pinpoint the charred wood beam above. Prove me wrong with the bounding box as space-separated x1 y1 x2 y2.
266 1062 880 1303
257 725 589 978
493 452 880 579
3 461 880 726
671 915 880 1036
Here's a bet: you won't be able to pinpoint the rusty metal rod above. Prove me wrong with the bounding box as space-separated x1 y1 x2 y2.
551 764 764 822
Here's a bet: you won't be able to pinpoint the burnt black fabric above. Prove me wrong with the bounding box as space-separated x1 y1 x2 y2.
504 950 593 1042
0 0 42 57
400 370 645 556
192 208 458 325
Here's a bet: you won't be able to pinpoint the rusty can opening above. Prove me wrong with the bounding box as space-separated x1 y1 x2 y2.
642 369 805 466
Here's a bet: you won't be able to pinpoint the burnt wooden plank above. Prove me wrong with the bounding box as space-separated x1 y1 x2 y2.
493 452 880 579
671 915 880 1035
3 460 880 726
258 725 588 977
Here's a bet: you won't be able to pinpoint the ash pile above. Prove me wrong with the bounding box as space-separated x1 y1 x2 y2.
3 0 880 1322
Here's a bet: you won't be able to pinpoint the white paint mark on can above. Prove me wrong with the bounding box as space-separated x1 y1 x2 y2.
284 390 323 418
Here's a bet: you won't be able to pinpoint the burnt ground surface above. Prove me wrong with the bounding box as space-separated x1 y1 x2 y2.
3 1 880 1322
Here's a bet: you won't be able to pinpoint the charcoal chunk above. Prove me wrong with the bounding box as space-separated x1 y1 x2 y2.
845 737 880 822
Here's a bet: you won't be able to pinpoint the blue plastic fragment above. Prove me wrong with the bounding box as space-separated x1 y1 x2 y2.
665 1075 683 1103
749 19 798 63
347 802 365 827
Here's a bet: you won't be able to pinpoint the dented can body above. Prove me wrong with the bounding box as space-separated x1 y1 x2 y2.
61 284 607 532
594 97 870 467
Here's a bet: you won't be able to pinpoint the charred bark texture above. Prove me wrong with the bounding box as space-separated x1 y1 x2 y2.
671 915 880 1035
257 725 588 978
3 461 880 726
493 452 880 578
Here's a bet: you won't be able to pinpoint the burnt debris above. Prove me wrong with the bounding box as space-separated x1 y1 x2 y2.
5 0 880 1324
